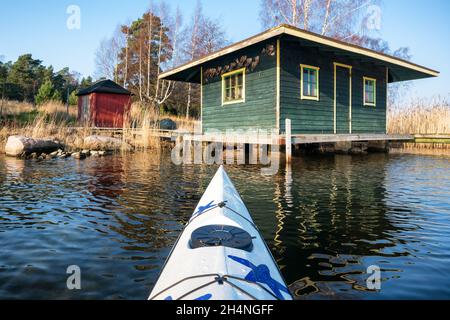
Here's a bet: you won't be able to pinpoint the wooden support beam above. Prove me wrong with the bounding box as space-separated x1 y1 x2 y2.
285 119 292 163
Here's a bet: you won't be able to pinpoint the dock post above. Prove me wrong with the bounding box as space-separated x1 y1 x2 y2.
285 119 292 163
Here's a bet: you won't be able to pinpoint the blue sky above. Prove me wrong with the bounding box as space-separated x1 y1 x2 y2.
0 0 448 102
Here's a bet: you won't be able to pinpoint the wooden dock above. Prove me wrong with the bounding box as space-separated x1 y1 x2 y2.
290 134 413 144
70 126 449 155
184 132 414 145
68 127 188 140
74 127 417 145
413 134 450 144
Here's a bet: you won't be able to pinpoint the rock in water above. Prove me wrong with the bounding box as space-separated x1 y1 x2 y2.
72 152 86 160
5 136 63 157
84 135 131 151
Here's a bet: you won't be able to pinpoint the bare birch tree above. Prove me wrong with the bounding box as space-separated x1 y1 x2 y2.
95 0 227 117
123 25 130 87
185 0 203 119
260 0 380 41
152 1 176 111
183 0 228 118
259 0 411 105
146 2 155 100
94 25 125 81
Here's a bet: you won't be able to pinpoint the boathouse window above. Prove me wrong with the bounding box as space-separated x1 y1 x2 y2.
363 77 376 106
301 64 320 101
222 68 245 105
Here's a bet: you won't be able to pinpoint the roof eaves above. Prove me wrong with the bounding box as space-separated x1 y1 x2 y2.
159 25 285 80
159 24 439 80
281 25 439 77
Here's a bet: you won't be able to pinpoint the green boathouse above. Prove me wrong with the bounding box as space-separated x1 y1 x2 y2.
160 25 438 137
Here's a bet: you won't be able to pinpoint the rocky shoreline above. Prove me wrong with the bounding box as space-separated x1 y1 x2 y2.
23 149 112 161
4 135 131 160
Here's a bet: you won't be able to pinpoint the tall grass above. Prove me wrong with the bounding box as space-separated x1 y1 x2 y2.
0 100 35 115
127 102 198 132
1 100 77 126
0 101 87 153
2 97 448 154
125 103 161 150
388 96 450 153
388 96 450 135
1 100 198 153
124 102 199 149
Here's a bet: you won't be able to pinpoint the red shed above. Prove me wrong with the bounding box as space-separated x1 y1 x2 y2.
76 79 132 128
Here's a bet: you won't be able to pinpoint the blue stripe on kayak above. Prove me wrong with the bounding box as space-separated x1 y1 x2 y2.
164 294 212 301
195 293 212 300
228 255 290 300
192 201 215 218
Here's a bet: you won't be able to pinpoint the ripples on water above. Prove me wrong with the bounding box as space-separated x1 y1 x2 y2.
0 152 449 299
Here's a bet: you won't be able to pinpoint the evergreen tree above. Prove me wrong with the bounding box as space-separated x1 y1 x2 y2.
68 90 78 106
80 76 93 89
0 62 7 84
116 12 172 103
0 62 7 116
35 79 55 105
7 54 44 102
52 67 79 103
51 89 62 102
0 62 7 100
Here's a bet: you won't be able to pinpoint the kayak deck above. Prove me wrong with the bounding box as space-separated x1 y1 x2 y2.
149 166 292 300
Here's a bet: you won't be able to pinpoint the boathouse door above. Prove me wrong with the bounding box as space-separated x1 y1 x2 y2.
334 63 352 134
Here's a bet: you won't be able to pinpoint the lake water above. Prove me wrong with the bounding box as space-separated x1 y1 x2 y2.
0 151 449 300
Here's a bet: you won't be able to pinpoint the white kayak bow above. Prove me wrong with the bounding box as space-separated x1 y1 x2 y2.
149 166 292 301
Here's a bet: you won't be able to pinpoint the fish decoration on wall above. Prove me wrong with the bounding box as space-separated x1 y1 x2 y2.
262 44 276 57
203 43 276 83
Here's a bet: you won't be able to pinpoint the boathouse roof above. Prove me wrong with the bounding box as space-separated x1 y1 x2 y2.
159 24 439 84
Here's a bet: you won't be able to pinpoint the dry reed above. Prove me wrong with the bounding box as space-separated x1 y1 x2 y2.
2 97 448 154
1 100 198 153
388 96 450 153
1 101 89 152
388 96 450 135
0 100 35 115
123 102 198 150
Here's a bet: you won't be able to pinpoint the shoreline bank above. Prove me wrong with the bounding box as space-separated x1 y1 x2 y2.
2 131 450 160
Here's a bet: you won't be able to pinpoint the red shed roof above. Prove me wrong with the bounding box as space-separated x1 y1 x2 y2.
76 79 131 96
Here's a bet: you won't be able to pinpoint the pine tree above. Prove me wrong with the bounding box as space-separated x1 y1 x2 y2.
80 76 93 89
51 89 62 102
68 91 78 105
7 54 44 102
35 80 55 105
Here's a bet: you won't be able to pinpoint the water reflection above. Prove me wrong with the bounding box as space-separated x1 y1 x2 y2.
0 152 450 299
